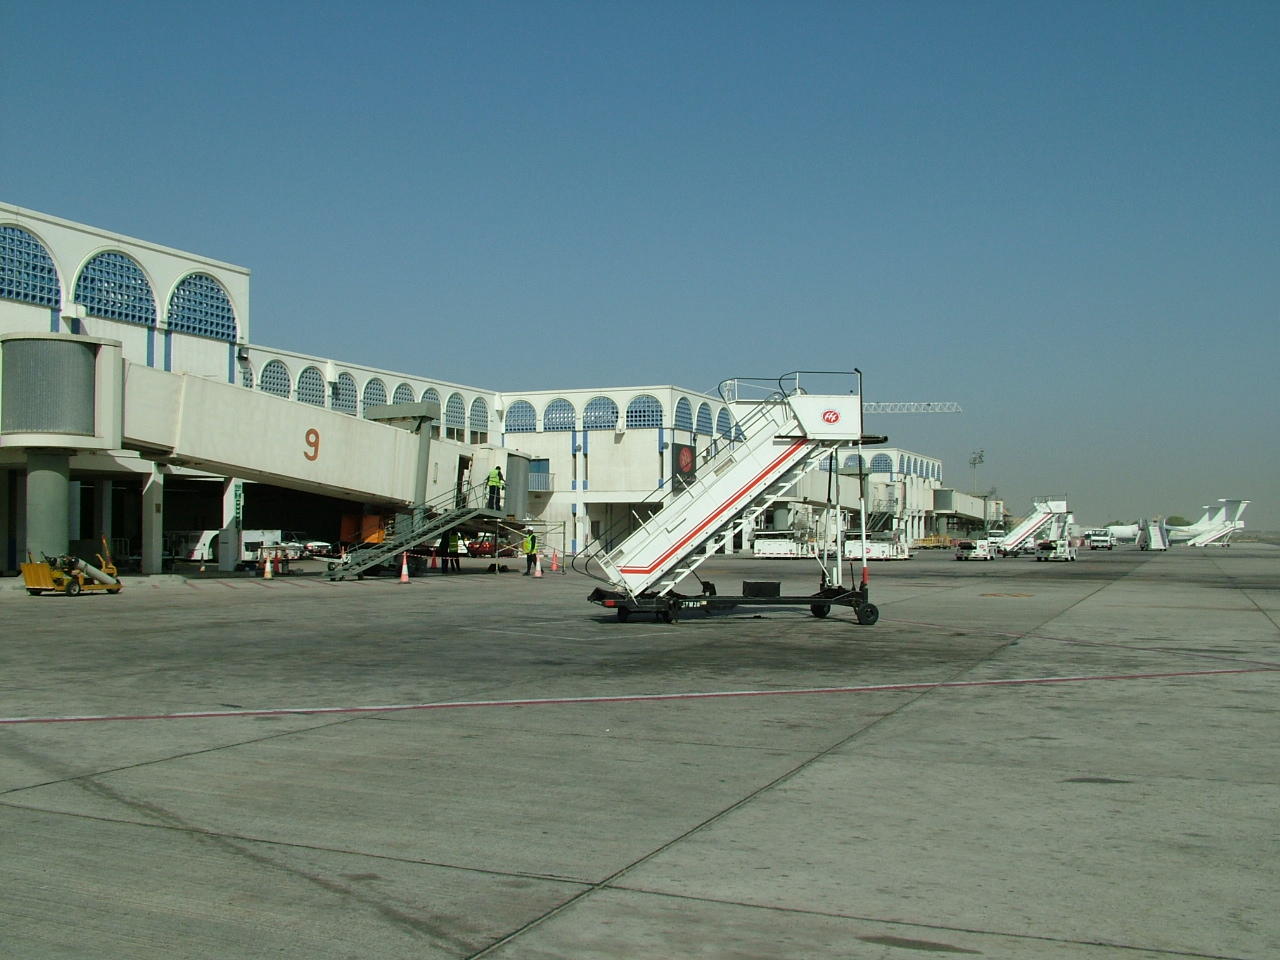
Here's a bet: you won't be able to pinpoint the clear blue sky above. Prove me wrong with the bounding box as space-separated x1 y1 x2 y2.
5 0 1277 528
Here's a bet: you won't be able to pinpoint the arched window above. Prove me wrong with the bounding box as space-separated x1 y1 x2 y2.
898 455 905 474
445 393 466 441
674 397 693 432
1 225 60 308
361 378 387 416
695 402 713 436
870 454 893 473
626 394 663 428
167 273 236 341
844 453 866 471
75 251 156 326
716 408 733 439
333 373 357 415
505 400 537 432
420 387 441 436
544 398 576 431
259 359 291 398
297 366 326 406
469 397 489 443
583 396 619 430
392 383 415 404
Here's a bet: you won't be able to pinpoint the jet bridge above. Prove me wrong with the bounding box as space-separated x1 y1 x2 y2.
581 372 885 624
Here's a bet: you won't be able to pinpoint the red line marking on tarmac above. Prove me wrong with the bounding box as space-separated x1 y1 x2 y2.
1 667 1274 726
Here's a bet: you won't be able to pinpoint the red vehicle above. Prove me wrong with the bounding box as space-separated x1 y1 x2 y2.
467 534 518 557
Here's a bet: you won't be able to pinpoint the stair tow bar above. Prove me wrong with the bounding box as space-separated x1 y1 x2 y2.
584 370 887 625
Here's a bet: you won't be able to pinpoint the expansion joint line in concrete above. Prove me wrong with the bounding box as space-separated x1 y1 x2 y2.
1207 553 1280 637
464 667 951 959
589 887 1255 960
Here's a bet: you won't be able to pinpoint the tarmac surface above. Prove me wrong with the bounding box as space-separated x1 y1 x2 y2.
2 545 1277 959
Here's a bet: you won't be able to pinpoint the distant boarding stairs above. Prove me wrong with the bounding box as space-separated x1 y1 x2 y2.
327 482 496 580
574 380 876 599
1137 518 1169 551
999 497 1069 553
1187 499 1250 546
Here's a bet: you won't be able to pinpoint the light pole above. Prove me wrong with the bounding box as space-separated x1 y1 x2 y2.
969 449 984 495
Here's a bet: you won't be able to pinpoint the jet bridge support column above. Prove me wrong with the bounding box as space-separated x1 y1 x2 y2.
25 451 70 561
141 464 165 574
217 479 243 573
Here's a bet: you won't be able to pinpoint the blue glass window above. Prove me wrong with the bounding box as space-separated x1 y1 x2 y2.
626 394 663 429
421 387 440 405
297 367 326 406
674 397 693 431
167 273 236 341
362 378 388 417
75 251 156 326
716 408 732 438
844 454 866 471
695 402 713 436
870 454 893 473
392 383 415 404
469 397 489 441
445 393 466 440
259 359 291 398
1 225 60 308
583 396 618 430
505 400 537 432
333 373 357 415
544 398 576 431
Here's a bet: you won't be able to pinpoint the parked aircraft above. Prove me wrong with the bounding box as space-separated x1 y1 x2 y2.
1106 499 1250 545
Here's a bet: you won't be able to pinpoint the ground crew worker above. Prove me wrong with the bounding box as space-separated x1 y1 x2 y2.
486 466 505 510
448 531 462 572
522 527 538 576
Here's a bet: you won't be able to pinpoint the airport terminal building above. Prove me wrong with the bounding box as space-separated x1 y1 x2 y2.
0 203 992 574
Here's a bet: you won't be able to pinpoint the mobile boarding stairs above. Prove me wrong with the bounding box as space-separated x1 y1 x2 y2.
579 372 886 624
326 481 500 580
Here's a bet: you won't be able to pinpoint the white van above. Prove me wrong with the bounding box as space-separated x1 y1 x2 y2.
954 539 994 560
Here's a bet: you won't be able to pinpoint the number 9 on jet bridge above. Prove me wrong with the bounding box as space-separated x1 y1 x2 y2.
788 396 864 439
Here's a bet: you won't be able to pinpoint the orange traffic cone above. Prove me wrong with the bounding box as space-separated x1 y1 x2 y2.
429 550 438 570
399 552 410 584
550 549 559 572
533 552 543 578
263 556 273 580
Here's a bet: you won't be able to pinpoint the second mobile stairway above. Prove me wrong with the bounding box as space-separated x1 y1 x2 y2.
327 482 500 580
579 373 885 624
997 497 1069 556
1137 518 1170 551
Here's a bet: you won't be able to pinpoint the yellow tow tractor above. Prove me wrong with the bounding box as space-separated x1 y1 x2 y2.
21 538 124 597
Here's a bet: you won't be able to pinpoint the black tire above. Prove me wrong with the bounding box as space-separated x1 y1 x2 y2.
616 607 631 622
65 580 82 597
26 588 42 596
856 602 879 626
657 609 674 624
810 603 830 618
